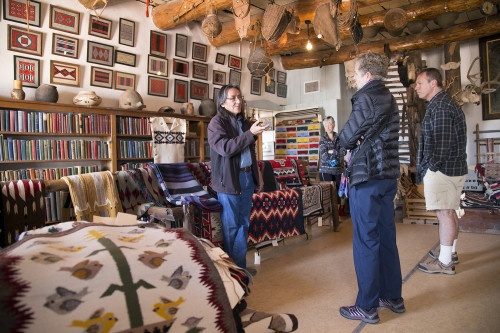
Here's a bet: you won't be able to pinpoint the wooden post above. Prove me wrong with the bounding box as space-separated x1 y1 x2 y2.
444 42 462 100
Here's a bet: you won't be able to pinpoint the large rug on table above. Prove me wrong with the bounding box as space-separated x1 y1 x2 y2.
248 189 305 245
0 224 238 333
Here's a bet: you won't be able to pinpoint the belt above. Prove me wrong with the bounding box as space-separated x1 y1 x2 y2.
240 166 251 172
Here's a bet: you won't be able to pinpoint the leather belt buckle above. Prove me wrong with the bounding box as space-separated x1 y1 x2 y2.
240 166 251 172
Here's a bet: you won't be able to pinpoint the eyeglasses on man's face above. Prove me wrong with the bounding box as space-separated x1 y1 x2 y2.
226 95 244 101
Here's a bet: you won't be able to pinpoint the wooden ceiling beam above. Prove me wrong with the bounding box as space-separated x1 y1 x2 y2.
281 14 500 70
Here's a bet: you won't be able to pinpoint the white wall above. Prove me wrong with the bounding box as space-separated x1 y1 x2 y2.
0 0 286 113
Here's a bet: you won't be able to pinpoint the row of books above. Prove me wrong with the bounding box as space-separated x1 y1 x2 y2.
119 140 153 159
117 116 152 136
119 162 151 171
0 165 102 181
0 109 111 134
185 139 200 157
0 136 111 161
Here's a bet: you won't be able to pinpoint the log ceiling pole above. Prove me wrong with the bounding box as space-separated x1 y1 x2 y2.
281 14 500 70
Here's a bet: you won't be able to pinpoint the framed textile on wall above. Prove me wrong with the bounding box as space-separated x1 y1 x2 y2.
115 50 136 67
228 54 242 70
49 5 80 35
190 80 209 100
119 18 135 47
192 61 208 80
115 71 136 90
14 55 40 88
173 58 189 77
8 25 42 56
3 0 41 27
229 69 241 86
148 76 169 97
480 33 500 120
251 76 261 95
213 70 226 86
89 15 112 39
52 33 79 59
150 30 167 58
90 66 113 89
148 55 168 77
87 41 114 67
192 42 207 62
216 53 226 65
175 34 188 58
174 79 189 103
50 60 80 87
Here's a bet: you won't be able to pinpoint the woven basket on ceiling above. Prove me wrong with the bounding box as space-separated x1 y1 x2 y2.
202 9 222 39
247 47 274 77
384 8 408 36
262 4 292 42
78 0 107 9
313 3 341 50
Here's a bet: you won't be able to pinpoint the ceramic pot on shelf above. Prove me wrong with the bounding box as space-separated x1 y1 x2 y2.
35 84 59 103
73 91 102 106
11 80 25 100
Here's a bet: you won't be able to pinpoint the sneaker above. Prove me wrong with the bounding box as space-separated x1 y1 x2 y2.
378 298 406 313
428 249 459 264
418 258 456 275
339 305 380 324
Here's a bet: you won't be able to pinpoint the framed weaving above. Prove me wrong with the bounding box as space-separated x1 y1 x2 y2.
213 70 226 86
3 0 41 27
14 55 40 88
50 60 80 87
148 55 168 77
192 61 208 80
174 79 189 103
251 76 261 95
148 76 169 97
216 53 226 65
87 41 114 67
265 79 276 94
228 54 242 70
229 69 241 86
172 58 189 77
49 5 80 35
277 71 287 84
175 34 188 58
52 33 79 59
480 33 500 120
213 87 221 101
115 50 136 67
115 71 136 90
190 80 209 100
119 18 135 47
192 42 207 62
277 83 287 98
90 66 113 89
150 30 167 58
268 68 276 80
8 25 42 56
89 15 112 39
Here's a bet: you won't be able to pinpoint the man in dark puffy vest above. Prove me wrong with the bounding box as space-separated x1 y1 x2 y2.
338 52 404 324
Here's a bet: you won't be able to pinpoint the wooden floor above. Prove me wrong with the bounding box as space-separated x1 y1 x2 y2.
245 217 500 333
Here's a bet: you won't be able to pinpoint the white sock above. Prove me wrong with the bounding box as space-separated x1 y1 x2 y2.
438 245 453 265
452 239 457 253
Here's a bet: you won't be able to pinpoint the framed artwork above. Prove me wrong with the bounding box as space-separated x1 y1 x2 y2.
52 33 79 59
119 18 135 47
213 70 226 86
277 84 287 98
190 80 209 100
480 33 500 120
115 50 136 67
268 68 276 80
251 76 262 95
192 61 208 80
213 87 221 101
265 79 276 94
172 58 189 77
229 69 241 86
49 5 80 35
216 53 226 65
14 55 40 88
89 15 112 39
150 30 167 58
8 25 42 56
175 34 188 58
50 60 80 87
228 54 242 70
148 55 168 77
192 42 207 62
87 41 114 67
115 71 136 90
277 71 287 84
174 79 189 103
3 0 41 27
148 76 169 97
90 66 113 89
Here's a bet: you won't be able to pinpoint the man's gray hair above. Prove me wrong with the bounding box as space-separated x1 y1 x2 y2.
356 52 389 79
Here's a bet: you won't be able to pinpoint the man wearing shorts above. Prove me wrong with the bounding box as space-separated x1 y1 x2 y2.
414 68 467 275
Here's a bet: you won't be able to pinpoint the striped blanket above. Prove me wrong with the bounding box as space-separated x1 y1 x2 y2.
151 163 223 212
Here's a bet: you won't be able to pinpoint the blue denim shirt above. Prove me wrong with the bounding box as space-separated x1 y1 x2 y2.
238 117 252 168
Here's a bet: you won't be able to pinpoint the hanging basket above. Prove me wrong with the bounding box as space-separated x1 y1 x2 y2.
384 8 408 36
78 0 107 10
313 3 341 50
247 47 274 78
202 9 222 39
262 4 292 42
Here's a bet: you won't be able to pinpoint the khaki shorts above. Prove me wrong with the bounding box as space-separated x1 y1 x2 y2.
423 170 466 211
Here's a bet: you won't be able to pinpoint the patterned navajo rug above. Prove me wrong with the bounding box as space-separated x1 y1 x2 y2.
301 184 323 217
248 189 305 245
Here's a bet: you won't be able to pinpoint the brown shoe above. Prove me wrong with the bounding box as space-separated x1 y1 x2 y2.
418 258 456 275
428 249 459 264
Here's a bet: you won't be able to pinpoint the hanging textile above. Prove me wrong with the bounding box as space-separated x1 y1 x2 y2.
150 117 186 163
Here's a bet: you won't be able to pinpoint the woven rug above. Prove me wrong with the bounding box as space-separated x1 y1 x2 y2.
151 163 222 212
0 224 238 332
248 189 304 244
301 184 323 217
62 171 123 222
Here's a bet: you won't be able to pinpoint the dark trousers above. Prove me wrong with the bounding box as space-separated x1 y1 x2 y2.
349 178 402 310
319 172 341 204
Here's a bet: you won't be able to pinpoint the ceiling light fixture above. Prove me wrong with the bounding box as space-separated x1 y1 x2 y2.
305 20 312 51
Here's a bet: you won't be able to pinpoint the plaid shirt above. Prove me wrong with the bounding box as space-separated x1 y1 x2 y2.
416 90 467 183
